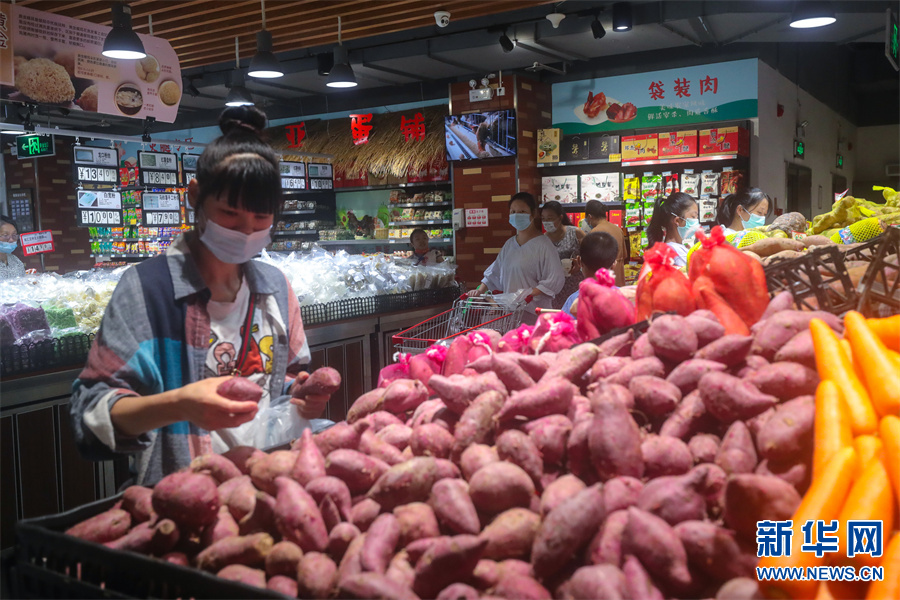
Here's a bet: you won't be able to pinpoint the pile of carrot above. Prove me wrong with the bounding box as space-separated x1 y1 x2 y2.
758 314 899 600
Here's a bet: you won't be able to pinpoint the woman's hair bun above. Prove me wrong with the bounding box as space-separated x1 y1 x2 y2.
219 105 267 135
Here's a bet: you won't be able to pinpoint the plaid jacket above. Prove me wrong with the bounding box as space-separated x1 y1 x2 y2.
69 236 309 485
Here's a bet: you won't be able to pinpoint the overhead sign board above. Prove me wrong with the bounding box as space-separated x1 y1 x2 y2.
138 151 180 187
76 190 123 226
141 192 182 226
281 161 307 190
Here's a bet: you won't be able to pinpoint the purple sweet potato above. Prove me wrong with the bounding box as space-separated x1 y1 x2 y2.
273 476 328 552
746 363 818 403
522 415 572 467
637 469 707 525
238 491 277 537
221 446 265 475
294 366 342 397
249 450 298 496
328 522 361 561
338 532 366 582
602 477 643 514
365 411 406 432
361 513 401 574
648 315 698 362
468 462 535 515
586 381 634 412
754 396 814 462
508 354 550 382
480 508 540 560
495 377 575 422
444 335 474 376
347 389 386 424
216 564 266 588
722 474 802 539
686 314 726 348
471 559 502 589
640 435 693 478
629 375 682 418
493 574 551 600
219 475 255 523
590 356 632 382
559 564 626 600
152 471 219 531
298 551 339 599
622 554 665 600
585 509 627 566
496 429 543 486
313 421 361 456
437 582 481 600
694 334 753 366
348 500 381 533
621 507 692 595
190 453 242 484
267 575 298 597
360 429 406 466
430 372 507 415
265 540 303 578
121 485 154 523
773 329 815 368
196 532 274 572
460 444 500 481
105 518 179 555
715 577 764 600
410 399 446 429
405 536 442 564
377 423 414 450
306 476 353 522
540 343 600 383
715 421 758 475
540 474 586 517
410 423 455 459
631 331 656 359
320 495 342 532
452 391 506 459
750 310 842 359
675 520 757 582
325 449 390 495
386 550 416 589
756 457 811 494
367 457 444 510
761 291 794 320
596 329 634 358
588 402 644 481
566 419 596 485
692 463 728 518
532 484 605 580
291 428 327 485
604 357 665 386
666 359 728 394
413 535 487 599
688 433 721 464
217 376 263 403
383 379 430 414
394 502 440 547
659 390 715 440
491 353 536 392
699 372 778 422
162 551 190 566
430 478 480 535
341 572 418 600
202 505 240 546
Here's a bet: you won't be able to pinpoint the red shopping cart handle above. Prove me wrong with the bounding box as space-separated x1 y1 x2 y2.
460 289 503 300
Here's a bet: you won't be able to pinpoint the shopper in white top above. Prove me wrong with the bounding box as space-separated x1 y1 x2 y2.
646 192 699 267
471 192 565 323
716 187 771 239
0 216 26 279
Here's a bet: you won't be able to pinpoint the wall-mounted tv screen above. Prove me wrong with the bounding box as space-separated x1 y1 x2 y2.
445 110 517 160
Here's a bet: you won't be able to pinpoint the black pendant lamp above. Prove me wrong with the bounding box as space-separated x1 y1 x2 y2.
102 3 146 59
327 17 357 88
248 0 283 78
226 37 254 107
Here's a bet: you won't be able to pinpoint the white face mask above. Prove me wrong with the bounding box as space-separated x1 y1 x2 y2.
509 213 533 231
200 216 271 264
542 221 557 233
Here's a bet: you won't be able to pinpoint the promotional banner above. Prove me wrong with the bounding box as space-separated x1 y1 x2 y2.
1 5 182 122
552 59 758 134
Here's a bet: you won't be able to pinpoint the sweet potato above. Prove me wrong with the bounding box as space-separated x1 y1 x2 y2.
161 551 190 566
559 564 626 600
152 472 219 531
566 419 596 485
586 381 634 412
359 429 405 466
532 484 605 580
217 376 263 403
375 423 413 451
189 454 242 485
410 423 455 459
328 522 361 562
590 356 632 382
216 564 266 589
294 366 341 397
588 402 644 481
675 520 757 583
750 310 842 359
722 474 802 539
338 532 366 582
385 550 416 590
747 362 819 400
622 507 692 595
715 421 758 475
715 577 763 599
637 469 707 525
468 462 535 515
755 458 811 494
361 513 401 574
659 391 713 440
540 343 600 383
622 554 664 600
273 476 328 552
666 359 728 395
267 575 298 597
688 433 721 464
471 559 502 589
584 509 627 567
630 331 656 359
413 535 487 599
648 315 698 362
326 449 390 495
430 478 480 535
290 429 327 485
602 477 643 514
493 574 551 600
341 572 419 600
306 476 353 522
313 421 361 456
249 450 298 496
496 429 543 486
686 314 726 348
480 507 540 561
691 463 728 518
105 518 179 556
366 410 406 432
760 291 794 319
298 551 339 599
596 329 634 358
367 457 444 510
629 375 682 418
604 357 665 386
694 334 752 366
460 444 499 481
393 502 440 547
264 540 302 578
522 415 572 467
382 379 430 414
436 582 480 600
121 486 154 524
537 476 585 519
754 396 814 463
347 389 386 424
430 372 507 415
238 491 277 537
495 377 575 422
699 371 777 422
452 391 505 459
444 335 474 376
196 532 273 572
641 435 692 478
507 354 550 381
221 446 265 475
490 353 536 392
202 505 240 546
319 495 342 531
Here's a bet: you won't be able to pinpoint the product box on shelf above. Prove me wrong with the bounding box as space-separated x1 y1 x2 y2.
335 166 369 188
608 209 624 228
427 155 450 182
588 133 621 161
621 135 659 161
580 173 620 204
658 130 698 158
561 135 590 162
698 126 750 156
537 128 561 163
541 175 578 204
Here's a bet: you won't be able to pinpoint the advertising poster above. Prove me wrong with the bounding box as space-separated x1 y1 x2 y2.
1 5 182 122
552 59 758 134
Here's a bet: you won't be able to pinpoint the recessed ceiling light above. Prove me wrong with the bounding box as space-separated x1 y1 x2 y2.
790 2 836 28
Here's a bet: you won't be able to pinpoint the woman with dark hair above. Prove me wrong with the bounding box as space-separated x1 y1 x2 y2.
0 215 25 279
69 106 332 485
646 192 699 267
541 201 586 308
471 192 565 322
716 187 771 236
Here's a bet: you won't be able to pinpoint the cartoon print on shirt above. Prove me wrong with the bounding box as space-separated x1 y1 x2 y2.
258 335 275 374
213 342 237 375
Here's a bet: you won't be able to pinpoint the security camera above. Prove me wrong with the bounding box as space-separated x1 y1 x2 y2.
434 10 450 27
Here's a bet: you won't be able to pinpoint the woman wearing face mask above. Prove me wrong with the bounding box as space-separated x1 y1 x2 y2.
0 216 26 279
69 106 331 485
541 201 585 309
646 192 699 267
470 192 565 322
716 187 771 238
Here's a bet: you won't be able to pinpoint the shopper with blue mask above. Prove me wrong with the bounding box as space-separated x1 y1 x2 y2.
716 187 772 241
0 215 26 279
471 192 565 323
646 192 699 268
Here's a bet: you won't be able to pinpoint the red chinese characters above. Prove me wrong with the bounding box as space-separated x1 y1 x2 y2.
351 113 373 145
400 112 425 142
286 122 307 149
649 80 665 100
700 76 718 95
674 78 691 98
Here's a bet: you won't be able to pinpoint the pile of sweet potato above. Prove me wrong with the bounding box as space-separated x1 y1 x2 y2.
61 291 838 599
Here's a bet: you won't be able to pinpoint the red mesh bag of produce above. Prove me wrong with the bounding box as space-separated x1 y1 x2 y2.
635 243 696 321
530 311 582 353
377 352 411 388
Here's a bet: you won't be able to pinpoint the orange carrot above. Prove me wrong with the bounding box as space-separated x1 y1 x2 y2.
865 531 899 600
866 315 900 352
880 416 900 514
813 380 854 482
839 338 866 384
810 318 878 436
758 447 858 600
845 311 900 418
833 458 894 571
852 435 884 480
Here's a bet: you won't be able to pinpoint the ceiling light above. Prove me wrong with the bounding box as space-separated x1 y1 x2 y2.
546 12 565 29
327 17 357 88
612 2 632 32
317 53 333 76
226 37 254 106
591 16 606 39
790 2 836 28
248 2 283 78
102 3 146 59
499 30 515 53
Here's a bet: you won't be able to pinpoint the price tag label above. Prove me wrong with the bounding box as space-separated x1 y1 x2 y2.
20 230 55 256
141 170 179 187
282 177 307 190
309 178 333 190
76 165 119 184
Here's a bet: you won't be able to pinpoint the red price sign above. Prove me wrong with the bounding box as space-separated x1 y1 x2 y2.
20 229 55 256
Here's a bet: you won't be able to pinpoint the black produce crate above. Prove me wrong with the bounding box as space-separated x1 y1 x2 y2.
299 284 462 325
856 226 900 317
0 333 95 378
9 495 286 599
590 318 652 346
763 244 858 315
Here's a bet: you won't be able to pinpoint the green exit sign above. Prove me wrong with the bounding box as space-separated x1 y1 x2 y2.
887 9 899 70
16 134 55 160
794 139 805 158
836 154 844 169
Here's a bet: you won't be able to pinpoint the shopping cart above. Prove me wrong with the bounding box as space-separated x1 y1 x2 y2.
392 290 530 355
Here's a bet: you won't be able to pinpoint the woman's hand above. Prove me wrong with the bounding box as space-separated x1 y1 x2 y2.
289 371 331 419
175 376 260 431
470 284 488 297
